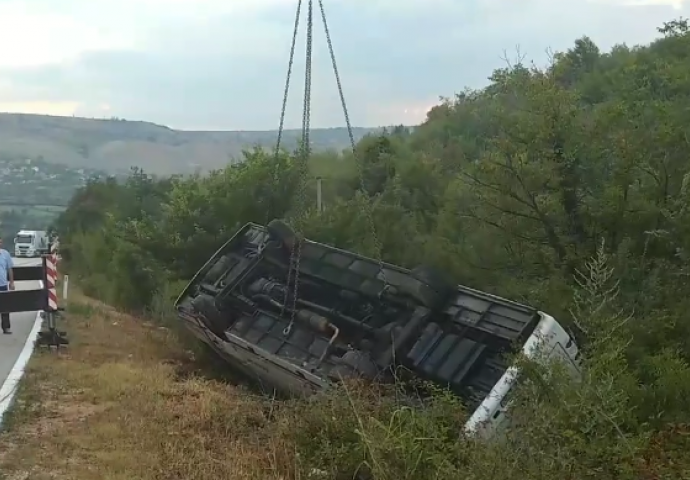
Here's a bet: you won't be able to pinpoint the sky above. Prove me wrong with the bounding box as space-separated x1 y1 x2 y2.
0 0 687 130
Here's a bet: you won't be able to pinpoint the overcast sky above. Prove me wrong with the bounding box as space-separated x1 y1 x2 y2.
0 0 686 130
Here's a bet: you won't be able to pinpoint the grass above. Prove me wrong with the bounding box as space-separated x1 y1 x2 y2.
0 292 297 479
0 290 466 480
1 289 689 480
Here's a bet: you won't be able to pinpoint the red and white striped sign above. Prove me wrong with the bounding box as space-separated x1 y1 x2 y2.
46 242 58 310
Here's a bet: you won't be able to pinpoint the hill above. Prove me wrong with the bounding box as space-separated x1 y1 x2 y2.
0 156 111 207
0 157 113 243
0 113 380 175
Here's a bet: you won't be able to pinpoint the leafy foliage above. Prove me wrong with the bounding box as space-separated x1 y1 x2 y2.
54 21 690 478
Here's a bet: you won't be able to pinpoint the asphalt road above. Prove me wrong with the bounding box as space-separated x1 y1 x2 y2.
0 257 45 424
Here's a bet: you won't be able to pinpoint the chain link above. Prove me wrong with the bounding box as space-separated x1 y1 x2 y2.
277 0 389 336
272 0 305 327
316 0 388 288
268 0 303 227
282 0 313 335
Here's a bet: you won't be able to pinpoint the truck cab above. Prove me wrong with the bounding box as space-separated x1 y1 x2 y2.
14 230 48 258
175 220 581 436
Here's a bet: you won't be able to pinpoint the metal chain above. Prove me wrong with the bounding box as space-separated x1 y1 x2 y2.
316 0 388 288
267 0 303 228
282 0 313 335
280 0 390 337
272 0 303 325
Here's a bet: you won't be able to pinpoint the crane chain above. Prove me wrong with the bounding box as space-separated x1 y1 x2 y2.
282 0 313 335
279 0 388 337
316 0 388 290
269 0 303 227
269 0 305 327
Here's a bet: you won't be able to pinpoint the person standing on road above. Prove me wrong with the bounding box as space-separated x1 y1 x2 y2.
0 237 15 334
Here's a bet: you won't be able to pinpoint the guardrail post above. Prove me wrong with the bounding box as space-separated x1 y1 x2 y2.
35 241 68 348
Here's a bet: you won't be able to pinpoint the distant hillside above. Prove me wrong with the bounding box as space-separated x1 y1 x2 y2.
0 156 111 207
0 113 380 175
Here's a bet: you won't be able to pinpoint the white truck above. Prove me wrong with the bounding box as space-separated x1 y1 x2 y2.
14 230 49 258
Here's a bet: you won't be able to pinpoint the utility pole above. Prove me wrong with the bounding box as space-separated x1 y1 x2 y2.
316 177 323 213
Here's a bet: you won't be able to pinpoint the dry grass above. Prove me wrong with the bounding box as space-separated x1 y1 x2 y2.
0 291 296 480
0 287 468 480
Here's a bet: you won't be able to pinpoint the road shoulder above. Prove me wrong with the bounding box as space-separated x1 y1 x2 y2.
0 310 43 427
0 292 296 479
0 260 47 428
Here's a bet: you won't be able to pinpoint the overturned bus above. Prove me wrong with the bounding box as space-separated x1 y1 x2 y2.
174 220 580 437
